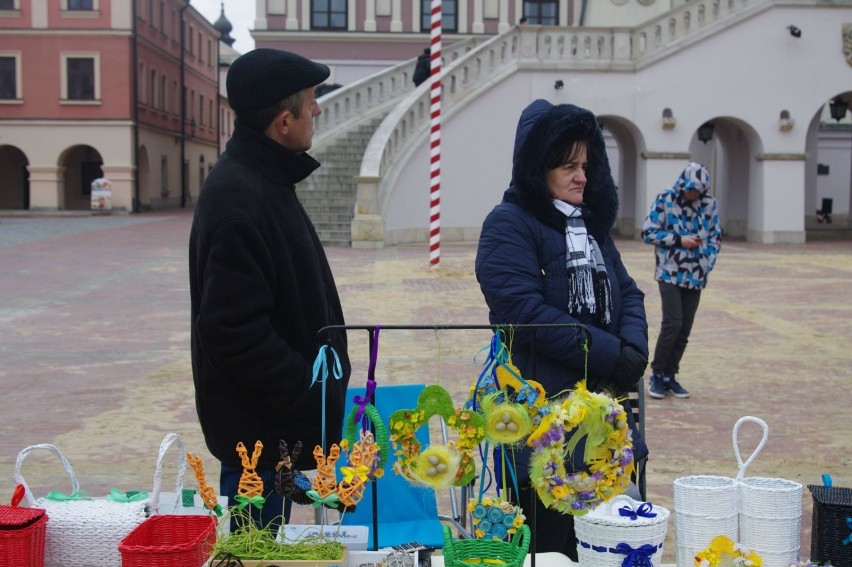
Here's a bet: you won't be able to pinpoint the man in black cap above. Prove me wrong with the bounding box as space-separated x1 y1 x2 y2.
189 48 350 530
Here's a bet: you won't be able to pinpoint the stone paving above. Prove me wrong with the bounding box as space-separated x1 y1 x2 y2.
1 210 850 562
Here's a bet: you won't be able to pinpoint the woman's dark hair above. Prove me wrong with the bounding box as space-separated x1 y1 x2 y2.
543 125 594 171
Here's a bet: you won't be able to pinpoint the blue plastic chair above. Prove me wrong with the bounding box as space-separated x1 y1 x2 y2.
339 384 445 550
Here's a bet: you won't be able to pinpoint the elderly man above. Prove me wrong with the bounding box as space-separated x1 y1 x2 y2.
189 49 350 529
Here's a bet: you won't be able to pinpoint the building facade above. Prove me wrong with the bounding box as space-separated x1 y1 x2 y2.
0 0 220 212
251 0 689 85
252 0 852 246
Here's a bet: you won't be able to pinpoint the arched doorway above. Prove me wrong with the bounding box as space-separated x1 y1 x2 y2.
599 116 646 238
59 145 103 210
805 94 851 236
689 117 762 240
0 145 30 209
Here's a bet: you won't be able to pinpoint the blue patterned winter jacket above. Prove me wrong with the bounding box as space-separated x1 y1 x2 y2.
641 162 722 290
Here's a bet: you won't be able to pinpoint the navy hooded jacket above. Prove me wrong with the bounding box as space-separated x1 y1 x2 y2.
475 100 649 476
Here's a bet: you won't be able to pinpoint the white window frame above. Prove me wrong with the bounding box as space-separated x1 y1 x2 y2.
61 0 100 18
0 50 22 103
60 52 101 104
61 0 99 10
0 0 21 13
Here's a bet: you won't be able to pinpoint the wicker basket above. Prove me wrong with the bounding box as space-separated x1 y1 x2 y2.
673 474 738 567
0 485 48 567
12 433 187 567
734 417 802 567
574 495 669 567
441 523 530 567
119 514 216 567
807 483 852 567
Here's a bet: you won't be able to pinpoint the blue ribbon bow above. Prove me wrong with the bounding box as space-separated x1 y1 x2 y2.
842 517 852 546
613 542 657 567
618 502 657 520
311 344 343 452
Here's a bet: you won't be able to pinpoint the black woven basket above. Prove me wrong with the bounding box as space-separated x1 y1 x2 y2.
808 484 852 566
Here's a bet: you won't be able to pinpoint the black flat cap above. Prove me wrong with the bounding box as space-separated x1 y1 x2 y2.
226 48 330 115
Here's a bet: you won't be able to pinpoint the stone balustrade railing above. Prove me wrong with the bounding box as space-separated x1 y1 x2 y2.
356 31 521 219
313 37 481 150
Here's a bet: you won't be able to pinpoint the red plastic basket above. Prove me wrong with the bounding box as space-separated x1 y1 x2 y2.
0 503 48 567
119 514 216 567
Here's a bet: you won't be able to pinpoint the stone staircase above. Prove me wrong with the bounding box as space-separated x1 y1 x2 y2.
296 116 385 246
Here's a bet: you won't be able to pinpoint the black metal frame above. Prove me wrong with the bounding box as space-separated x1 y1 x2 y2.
315 322 645 559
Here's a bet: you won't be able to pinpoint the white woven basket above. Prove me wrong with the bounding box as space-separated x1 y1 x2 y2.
574 495 670 567
673 474 738 567
734 416 802 567
13 433 186 567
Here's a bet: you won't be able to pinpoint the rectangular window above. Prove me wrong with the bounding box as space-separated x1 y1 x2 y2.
66 57 95 100
199 94 204 125
311 0 346 30
0 56 17 100
161 156 168 197
0 0 15 9
150 69 157 108
160 1 165 31
209 99 213 129
68 0 93 10
523 0 558 25
420 0 457 33
161 76 168 113
207 39 212 66
148 0 154 25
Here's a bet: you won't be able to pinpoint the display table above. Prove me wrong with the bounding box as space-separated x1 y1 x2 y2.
429 552 677 567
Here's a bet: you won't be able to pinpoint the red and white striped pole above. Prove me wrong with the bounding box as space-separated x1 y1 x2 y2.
428 0 442 267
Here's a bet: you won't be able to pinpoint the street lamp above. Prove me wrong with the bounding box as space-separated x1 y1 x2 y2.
829 98 848 122
697 121 715 144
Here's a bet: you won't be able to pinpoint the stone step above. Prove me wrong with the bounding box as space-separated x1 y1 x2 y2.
304 212 353 223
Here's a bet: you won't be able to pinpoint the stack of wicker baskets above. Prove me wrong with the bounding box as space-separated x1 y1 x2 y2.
673 416 802 567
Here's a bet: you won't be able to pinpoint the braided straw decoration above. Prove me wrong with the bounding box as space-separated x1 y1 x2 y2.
236 441 264 498
312 444 341 498
187 452 219 512
350 430 379 470
337 476 366 508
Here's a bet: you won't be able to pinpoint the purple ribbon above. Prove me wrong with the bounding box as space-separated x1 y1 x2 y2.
613 543 656 567
618 502 657 520
354 378 377 423
354 326 381 423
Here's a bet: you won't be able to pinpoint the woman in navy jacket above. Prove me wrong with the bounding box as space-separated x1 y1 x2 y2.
475 99 649 559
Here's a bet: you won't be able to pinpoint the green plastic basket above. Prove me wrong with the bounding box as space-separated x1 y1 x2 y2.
441 524 530 567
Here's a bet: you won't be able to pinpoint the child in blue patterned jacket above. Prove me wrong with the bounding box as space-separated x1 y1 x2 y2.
642 161 722 399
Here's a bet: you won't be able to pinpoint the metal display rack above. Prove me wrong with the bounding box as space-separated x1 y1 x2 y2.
315 323 645 560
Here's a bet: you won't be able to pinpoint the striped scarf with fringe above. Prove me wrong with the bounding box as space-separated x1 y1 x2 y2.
552 200 612 326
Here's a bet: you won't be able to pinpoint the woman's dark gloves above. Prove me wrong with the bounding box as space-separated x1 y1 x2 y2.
608 344 648 395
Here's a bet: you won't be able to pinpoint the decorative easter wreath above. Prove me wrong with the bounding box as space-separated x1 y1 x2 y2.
388 384 485 489
342 402 390 477
527 380 635 516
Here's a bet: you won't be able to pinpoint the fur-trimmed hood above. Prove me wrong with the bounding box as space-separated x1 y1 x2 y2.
504 99 619 243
